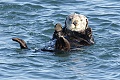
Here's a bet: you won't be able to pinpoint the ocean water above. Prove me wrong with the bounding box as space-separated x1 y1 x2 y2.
0 0 120 80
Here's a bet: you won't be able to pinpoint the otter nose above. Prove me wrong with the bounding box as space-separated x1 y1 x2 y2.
73 20 78 26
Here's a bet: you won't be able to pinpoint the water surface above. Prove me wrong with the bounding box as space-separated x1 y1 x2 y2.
0 0 120 80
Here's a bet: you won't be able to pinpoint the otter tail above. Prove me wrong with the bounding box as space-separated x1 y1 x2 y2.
12 38 28 49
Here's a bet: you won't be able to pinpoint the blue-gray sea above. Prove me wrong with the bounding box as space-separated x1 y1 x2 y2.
0 0 120 80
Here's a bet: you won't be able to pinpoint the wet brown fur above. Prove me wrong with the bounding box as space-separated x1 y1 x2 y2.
12 38 28 49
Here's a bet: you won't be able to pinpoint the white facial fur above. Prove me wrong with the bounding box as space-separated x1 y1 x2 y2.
65 13 88 32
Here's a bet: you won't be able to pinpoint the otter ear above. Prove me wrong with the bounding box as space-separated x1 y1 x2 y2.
65 17 67 28
85 19 89 29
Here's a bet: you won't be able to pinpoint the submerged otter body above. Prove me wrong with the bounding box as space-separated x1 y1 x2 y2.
12 13 94 52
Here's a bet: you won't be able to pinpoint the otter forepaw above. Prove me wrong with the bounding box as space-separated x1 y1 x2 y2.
52 23 64 39
55 36 70 51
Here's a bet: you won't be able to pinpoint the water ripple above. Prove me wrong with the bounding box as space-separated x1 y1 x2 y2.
0 0 120 80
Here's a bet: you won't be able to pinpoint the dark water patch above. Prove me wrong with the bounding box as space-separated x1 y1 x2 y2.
0 2 22 11
24 3 45 10
0 2 45 13
16 0 33 2
110 23 120 28
98 51 119 60
99 22 111 27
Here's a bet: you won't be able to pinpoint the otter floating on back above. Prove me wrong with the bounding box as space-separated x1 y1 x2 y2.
12 13 94 52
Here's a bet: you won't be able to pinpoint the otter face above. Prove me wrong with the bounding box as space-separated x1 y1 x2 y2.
65 13 88 32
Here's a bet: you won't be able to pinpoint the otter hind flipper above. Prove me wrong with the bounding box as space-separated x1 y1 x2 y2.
12 38 28 49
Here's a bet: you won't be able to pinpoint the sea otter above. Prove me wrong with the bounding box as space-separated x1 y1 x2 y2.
12 13 94 52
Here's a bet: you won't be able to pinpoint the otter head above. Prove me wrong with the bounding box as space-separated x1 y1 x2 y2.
65 13 88 32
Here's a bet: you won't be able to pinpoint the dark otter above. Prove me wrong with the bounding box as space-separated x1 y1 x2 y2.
12 23 94 52
50 13 94 51
12 13 94 52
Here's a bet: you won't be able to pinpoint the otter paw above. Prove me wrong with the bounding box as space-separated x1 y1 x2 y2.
52 23 64 39
55 36 70 51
